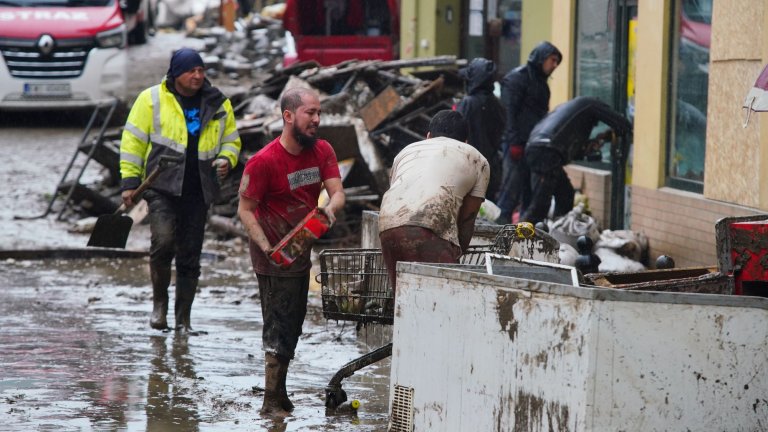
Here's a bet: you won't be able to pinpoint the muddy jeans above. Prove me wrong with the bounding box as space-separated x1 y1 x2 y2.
379 226 461 292
145 190 208 279
496 152 531 222
256 273 310 360
520 147 574 225
520 167 575 226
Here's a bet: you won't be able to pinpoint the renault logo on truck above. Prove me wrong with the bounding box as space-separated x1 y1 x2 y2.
38 34 54 55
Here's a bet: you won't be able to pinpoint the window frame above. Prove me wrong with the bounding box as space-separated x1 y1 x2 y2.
664 0 710 193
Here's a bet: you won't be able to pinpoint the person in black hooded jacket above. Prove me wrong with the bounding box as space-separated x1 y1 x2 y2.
496 41 562 224
519 96 632 225
456 58 505 200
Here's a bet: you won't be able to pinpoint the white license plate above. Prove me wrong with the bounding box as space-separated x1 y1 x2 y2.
23 82 71 97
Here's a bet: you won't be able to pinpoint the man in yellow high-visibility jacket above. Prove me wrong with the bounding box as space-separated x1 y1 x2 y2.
120 48 241 333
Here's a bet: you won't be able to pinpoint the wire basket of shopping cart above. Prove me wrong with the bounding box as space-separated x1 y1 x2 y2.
319 246 493 325
319 248 392 325
318 245 492 409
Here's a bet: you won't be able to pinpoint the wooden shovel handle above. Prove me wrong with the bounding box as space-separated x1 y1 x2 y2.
116 164 165 214
133 165 163 198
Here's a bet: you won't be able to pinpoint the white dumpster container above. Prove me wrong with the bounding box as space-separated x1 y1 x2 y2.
388 262 768 431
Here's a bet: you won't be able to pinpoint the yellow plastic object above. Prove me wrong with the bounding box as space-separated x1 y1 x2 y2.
515 222 535 239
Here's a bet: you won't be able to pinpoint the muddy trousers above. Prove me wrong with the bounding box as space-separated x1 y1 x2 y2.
519 167 575 226
256 273 310 360
256 274 308 414
379 226 461 293
145 190 208 330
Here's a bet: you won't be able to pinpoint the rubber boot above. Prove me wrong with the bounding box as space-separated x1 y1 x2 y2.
276 355 294 412
174 277 197 332
149 264 171 330
261 353 290 417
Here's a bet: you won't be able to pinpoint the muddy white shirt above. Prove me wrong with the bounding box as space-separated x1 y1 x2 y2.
378 136 490 246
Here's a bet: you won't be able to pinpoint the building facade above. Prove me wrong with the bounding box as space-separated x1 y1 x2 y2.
402 0 765 268
563 0 764 268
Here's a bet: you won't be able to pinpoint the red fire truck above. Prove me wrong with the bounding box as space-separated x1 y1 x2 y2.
282 0 399 67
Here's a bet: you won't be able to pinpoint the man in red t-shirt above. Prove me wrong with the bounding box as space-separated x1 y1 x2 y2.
238 87 345 416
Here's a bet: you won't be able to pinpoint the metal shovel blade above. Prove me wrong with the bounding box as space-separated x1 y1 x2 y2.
87 214 134 249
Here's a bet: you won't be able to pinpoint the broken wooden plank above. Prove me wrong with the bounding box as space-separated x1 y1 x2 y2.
375 76 445 129
305 56 463 86
360 86 401 131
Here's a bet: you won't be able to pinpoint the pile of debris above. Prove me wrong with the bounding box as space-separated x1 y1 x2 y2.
165 10 471 241
52 46 468 245
208 55 469 241
190 13 288 84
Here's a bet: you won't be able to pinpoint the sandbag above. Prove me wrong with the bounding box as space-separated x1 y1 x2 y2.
558 243 578 266
549 203 600 248
595 229 649 262
595 247 646 273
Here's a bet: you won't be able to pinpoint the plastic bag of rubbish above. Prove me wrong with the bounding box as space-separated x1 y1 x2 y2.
479 199 501 222
595 229 649 262
559 243 578 266
549 203 600 248
595 247 646 273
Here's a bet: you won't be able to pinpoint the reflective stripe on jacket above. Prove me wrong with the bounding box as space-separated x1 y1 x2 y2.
120 78 241 204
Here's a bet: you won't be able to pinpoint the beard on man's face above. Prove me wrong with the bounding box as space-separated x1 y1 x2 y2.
293 124 317 148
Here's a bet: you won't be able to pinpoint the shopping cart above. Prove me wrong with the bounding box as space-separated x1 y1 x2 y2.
319 245 491 409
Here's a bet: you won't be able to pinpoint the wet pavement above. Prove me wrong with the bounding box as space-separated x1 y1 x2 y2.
0 254 391 431
0 32 391 431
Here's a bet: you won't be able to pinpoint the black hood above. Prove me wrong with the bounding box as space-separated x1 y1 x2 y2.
459 57 497 94
527 41 562 75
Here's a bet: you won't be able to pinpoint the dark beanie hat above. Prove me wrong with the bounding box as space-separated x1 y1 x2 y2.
168 48 204 78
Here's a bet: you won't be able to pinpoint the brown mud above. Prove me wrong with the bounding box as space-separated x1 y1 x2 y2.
0 253 391 431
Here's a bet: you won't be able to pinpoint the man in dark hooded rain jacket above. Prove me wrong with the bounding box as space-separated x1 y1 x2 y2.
496 41 562 224
456 58 505 200
519 96 632 225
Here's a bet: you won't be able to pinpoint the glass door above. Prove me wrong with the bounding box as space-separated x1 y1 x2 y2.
574 0 637 229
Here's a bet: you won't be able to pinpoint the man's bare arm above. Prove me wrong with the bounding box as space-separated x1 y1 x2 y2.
457 195 485 253
237 195 272 253
320 177 346 225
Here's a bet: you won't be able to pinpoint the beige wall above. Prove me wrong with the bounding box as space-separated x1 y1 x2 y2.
631 186 762 268
521 0 572 105
564 165 611 229
399 0 461 59
521 0 553 64
548 0 575 105
705 1 764 209
632 0 671 190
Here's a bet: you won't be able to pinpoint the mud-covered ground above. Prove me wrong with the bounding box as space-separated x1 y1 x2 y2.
0 32 391 431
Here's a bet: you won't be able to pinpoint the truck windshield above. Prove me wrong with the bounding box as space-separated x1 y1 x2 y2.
0 0 114 6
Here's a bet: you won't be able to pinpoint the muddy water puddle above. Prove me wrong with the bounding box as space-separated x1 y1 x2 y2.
0 255 391 431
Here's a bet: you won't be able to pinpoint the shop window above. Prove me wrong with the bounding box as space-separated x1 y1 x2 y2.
575 0 616 107
498 0 523 75
574 0 618 169
667 0 711 191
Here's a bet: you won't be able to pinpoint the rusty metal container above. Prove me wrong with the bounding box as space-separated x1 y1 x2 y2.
584 266 733 294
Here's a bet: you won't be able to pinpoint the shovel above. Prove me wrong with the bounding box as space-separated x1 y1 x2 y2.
87 155 181 249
